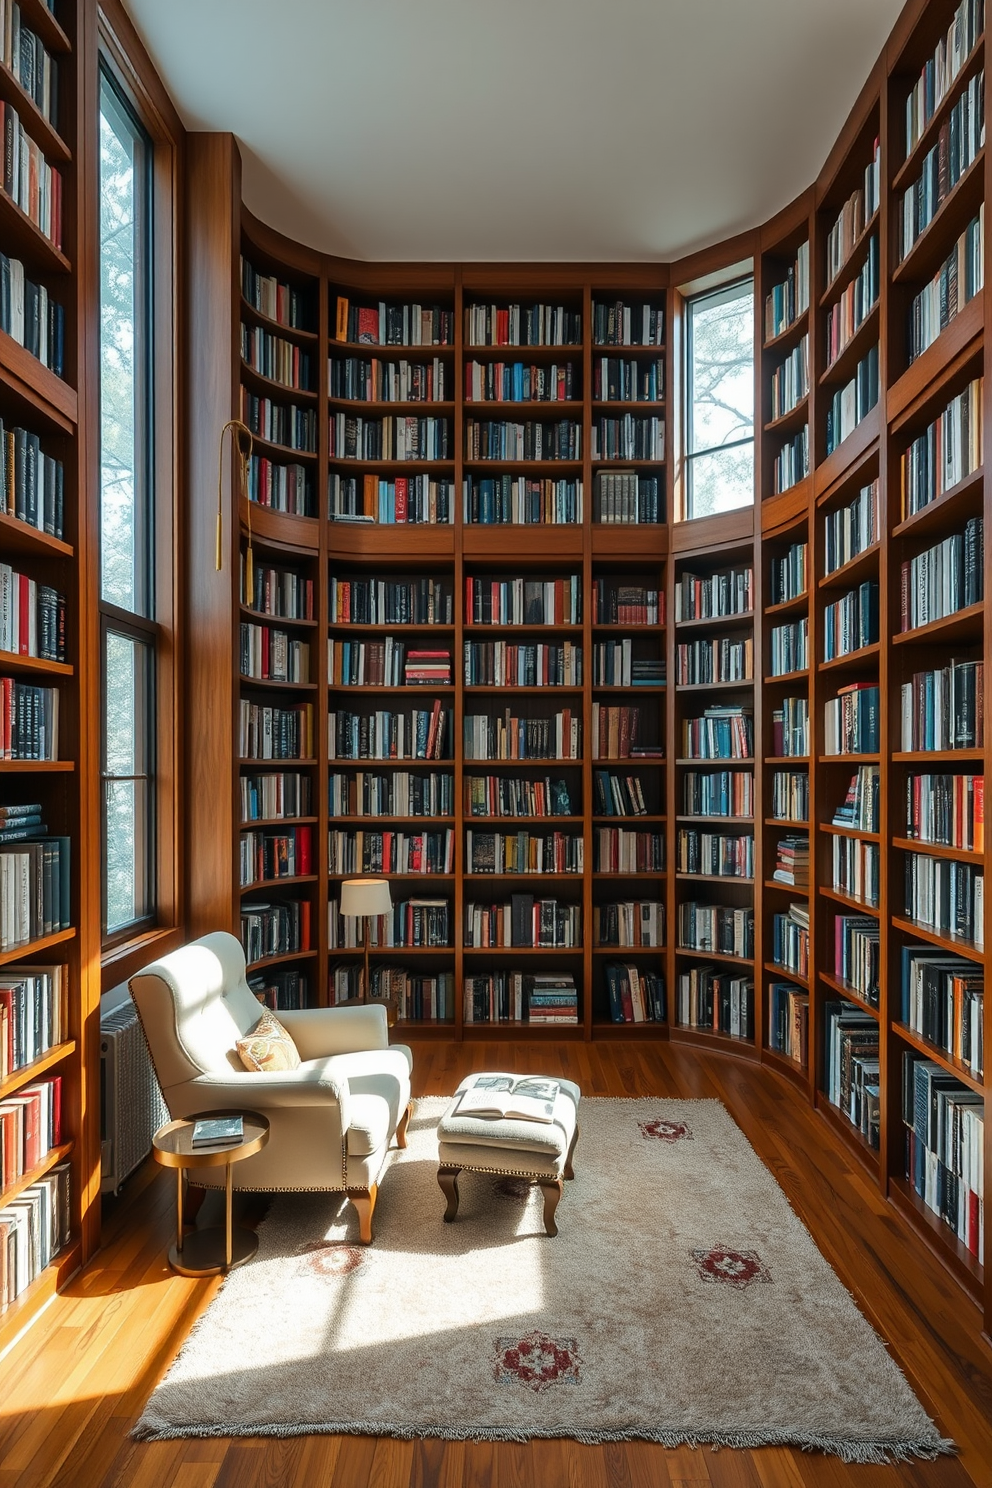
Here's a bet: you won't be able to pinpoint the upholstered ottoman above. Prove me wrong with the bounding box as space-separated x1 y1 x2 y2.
436 1072 580 1235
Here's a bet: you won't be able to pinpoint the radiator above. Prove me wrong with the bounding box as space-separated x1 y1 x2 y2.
100 999 169 1194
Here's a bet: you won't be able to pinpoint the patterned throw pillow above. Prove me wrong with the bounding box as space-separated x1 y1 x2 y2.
236 1009 301 1073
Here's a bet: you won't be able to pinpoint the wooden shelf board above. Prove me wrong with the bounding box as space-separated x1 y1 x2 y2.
818 753 879 764
240 360 318 401
244 432 318 463
240 676 317 692
763 396 809 436
890 466 983 542
464 401 581 415
674 946 754 968
675 679 752 692
818 884 880 915
245 950 317 973
892 836 983 864
817 542 880 588
0 327 76 427
0 760 73 772
0 649 71 677
888 1176 984 1300
764 669 809 685
820 822 880 841
331 339 455 356
0 188 70 275
763 592 809 618
674 610 754 632
819 209 879 306
817 970 879 1017
240 606 318 629
813 1093 880 1174
678 814 753 824
241 296 319 341
892 749 984 762
670 1024 757 1056
764 962 809 989
675 872 754 885
0 1140 74 1212
240 874 318 890
818 642 880 673
0 1041 76 1101
892 602 984 647
762 307 809 353
0 927 74 969
891 1022 984 1097
0 64 70 163
890 914 985 963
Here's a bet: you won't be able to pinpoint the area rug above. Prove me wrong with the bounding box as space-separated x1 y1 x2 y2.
135 1097 953 1463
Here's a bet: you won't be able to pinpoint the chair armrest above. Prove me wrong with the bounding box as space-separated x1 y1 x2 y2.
184 1068 351 1122
277 1004 389 1059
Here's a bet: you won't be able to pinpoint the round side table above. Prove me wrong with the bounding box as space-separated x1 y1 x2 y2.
153 1110 269 1277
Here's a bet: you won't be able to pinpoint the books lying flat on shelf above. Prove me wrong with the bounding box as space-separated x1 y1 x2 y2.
191 1116 245 1148
458 1076 560 1123
773 835 809 888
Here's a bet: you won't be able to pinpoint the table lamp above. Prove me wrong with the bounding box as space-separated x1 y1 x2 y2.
339 877 394 1022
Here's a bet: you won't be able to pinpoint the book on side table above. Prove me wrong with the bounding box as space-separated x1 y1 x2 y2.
457 1075 560 1123
191 1116 245 1148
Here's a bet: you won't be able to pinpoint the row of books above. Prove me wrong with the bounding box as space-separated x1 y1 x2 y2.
593 771 651 817
824 683 879 755
772 428 808 495
592 302 664 347
464 304 581 348
328 829 454 876
900 377 982 519
465 418 579 463
464 897 581 948
770 768 808 823
0 4 59 128
832 835 880 908
905 0 984 154
676 970 754 1039
591 582 663 626
0 681 58 761
328 703 450 761
763 699 806 759
900 946 983 1080
825 346 879 456
677 902 754 959
822 581 878 661
465 774 572 819
676 829 753 879
465 830 582 876
900 657 982 750
334 299 454 347
240 899 311 965
238 826 313 887
463 711 580 762
824 238 878 369
466 576 581 627
675 566 753 621
590 415 663 462
0 419 64 540
593 828 665 873
239 389 317 453
328 639 451 688
239 625 310 685
331 356 448 403
329 897 451 949
593 357 663 403
768 982 808 1066
0 962 64 1080
902 1052 983 1257
463 972 578 1025
909 208 984 363
681 705 753 761
592 704 659 761
899 517 984 631
329 769 453 819
592 641 662 689
899 70 985 261
237 700 314 761
682 768 754 819
594 471 661 524
764 240 809 342
464 641 582 688
241 256 313 332
0 254 64 376
594 901 664 947
240 771 311 823
769 544 807 608
356 968 453 1024
247 456 313 516
0 567 64 661
824 478 879 575
241 323 313 392
771 903 809 979
463 475 581 525
329 473 455 524
824 137 881 286
605 964 665 1023
241 561 313 621
834 914 879 1007
1 103 62 248
330 413 451 462
0 1161 71 1313
903 851 984 944
0 837 70 951
465 360 574 404
249 969 309 1010
769 334 808 420
676 636 753 685
329 577 453 625
0 1074 61 1190
905 773 984 851
833 765 879 832
769 619 807 677
825 1001 879 1149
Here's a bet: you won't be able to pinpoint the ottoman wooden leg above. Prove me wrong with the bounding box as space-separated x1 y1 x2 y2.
564 1122 579 1180
540 1178 563 1236
438 1166 461 1221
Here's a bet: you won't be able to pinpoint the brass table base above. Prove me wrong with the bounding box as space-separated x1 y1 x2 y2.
168 1225 258 1277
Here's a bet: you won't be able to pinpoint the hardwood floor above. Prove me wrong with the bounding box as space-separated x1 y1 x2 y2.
0 1039 989 1488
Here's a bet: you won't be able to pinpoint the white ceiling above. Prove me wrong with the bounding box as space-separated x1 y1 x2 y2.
123 0 903 264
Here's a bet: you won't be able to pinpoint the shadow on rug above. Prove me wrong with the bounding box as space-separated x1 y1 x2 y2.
135 1097 954 1464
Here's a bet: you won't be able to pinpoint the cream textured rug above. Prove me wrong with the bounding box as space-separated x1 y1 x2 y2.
135 1098 953 1463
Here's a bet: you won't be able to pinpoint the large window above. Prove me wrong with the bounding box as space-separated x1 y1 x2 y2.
99 70 156 939
684 279 755 519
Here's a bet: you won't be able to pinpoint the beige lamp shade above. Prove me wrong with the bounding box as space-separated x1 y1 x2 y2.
339 877 393 919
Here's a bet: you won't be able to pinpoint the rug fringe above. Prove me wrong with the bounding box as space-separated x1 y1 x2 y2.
130 1415 956 1463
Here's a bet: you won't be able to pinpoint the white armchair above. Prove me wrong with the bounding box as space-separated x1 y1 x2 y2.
129 931 413 1241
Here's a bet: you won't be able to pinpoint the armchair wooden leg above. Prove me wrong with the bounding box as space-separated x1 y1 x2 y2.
395 1101 413 1149
346 1184 378 1244
540 1178 563 1236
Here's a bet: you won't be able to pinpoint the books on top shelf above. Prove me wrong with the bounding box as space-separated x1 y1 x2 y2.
605 963 665 1023
465 640 581 688
910 208 984 363
825 1001 880 1149
335 299 454 347
834 915 880 1007
330 769 454 819
0 962 64 1080
0 8 59 129
241 769 312 823
466 829 582 875
591 414 663 462
465 360 576 403
329 896 452 949
240 624 309 685
594 641 663 688
594 471 661 524
833 765 879 832
905 0 984 155
682 706 754 761
825 238 878 368
465 774 572 819
903 851 984 945
0 420 64 539
677 635 752 685
466 576 581 627
329 576 453 625
239 825 312 886
772 902 809 979
822 581 878 660
242 327 313 417
769 982 809 1066
676 829 753 879
682 768 755 819
463 475 581 525
773 428 809 495
770 334 809 419
825 346 879 456
824 478 879 574
331 356 447 403
677 903 754 960
464 710 580 762
0 254 64 376
677 967 754 1038
0 684 58 760
906 773 984 852
772 697 809 757
458 1075 561 1122
592 301 663 346
899 70 984 262
771 769 808 823
465 304 580 348
464 896 581 949
900 947 983 1079
594 900 664 947
0 835 69 950
241 257 312 332
240 898 311 964
773 835 809 888
902 1051 984 1258
770 618 807 676
592 581 663 626
832 834 880 907
901 657 983 749
593 827 664 873
676 566 753 621
241 323 312 391
330 412 450 462
824 683 879 755
899 517 984 630
330 472 455 524
329 828 453 876
248 455 312 516
240 560 313 620
594 356 663 402
765 241 809 341
901 378 982 520
328 701 450 761
825 138 881 285
0 103 63 247
238 699 314 760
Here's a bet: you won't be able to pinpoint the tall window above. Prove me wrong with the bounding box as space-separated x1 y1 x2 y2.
99 71 156 939
684 279 755 519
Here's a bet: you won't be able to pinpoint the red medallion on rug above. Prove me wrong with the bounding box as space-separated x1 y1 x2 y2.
639 1117 692 1142
493 1331 583 1392
691 1246 771 1289
296 1242 365 1277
